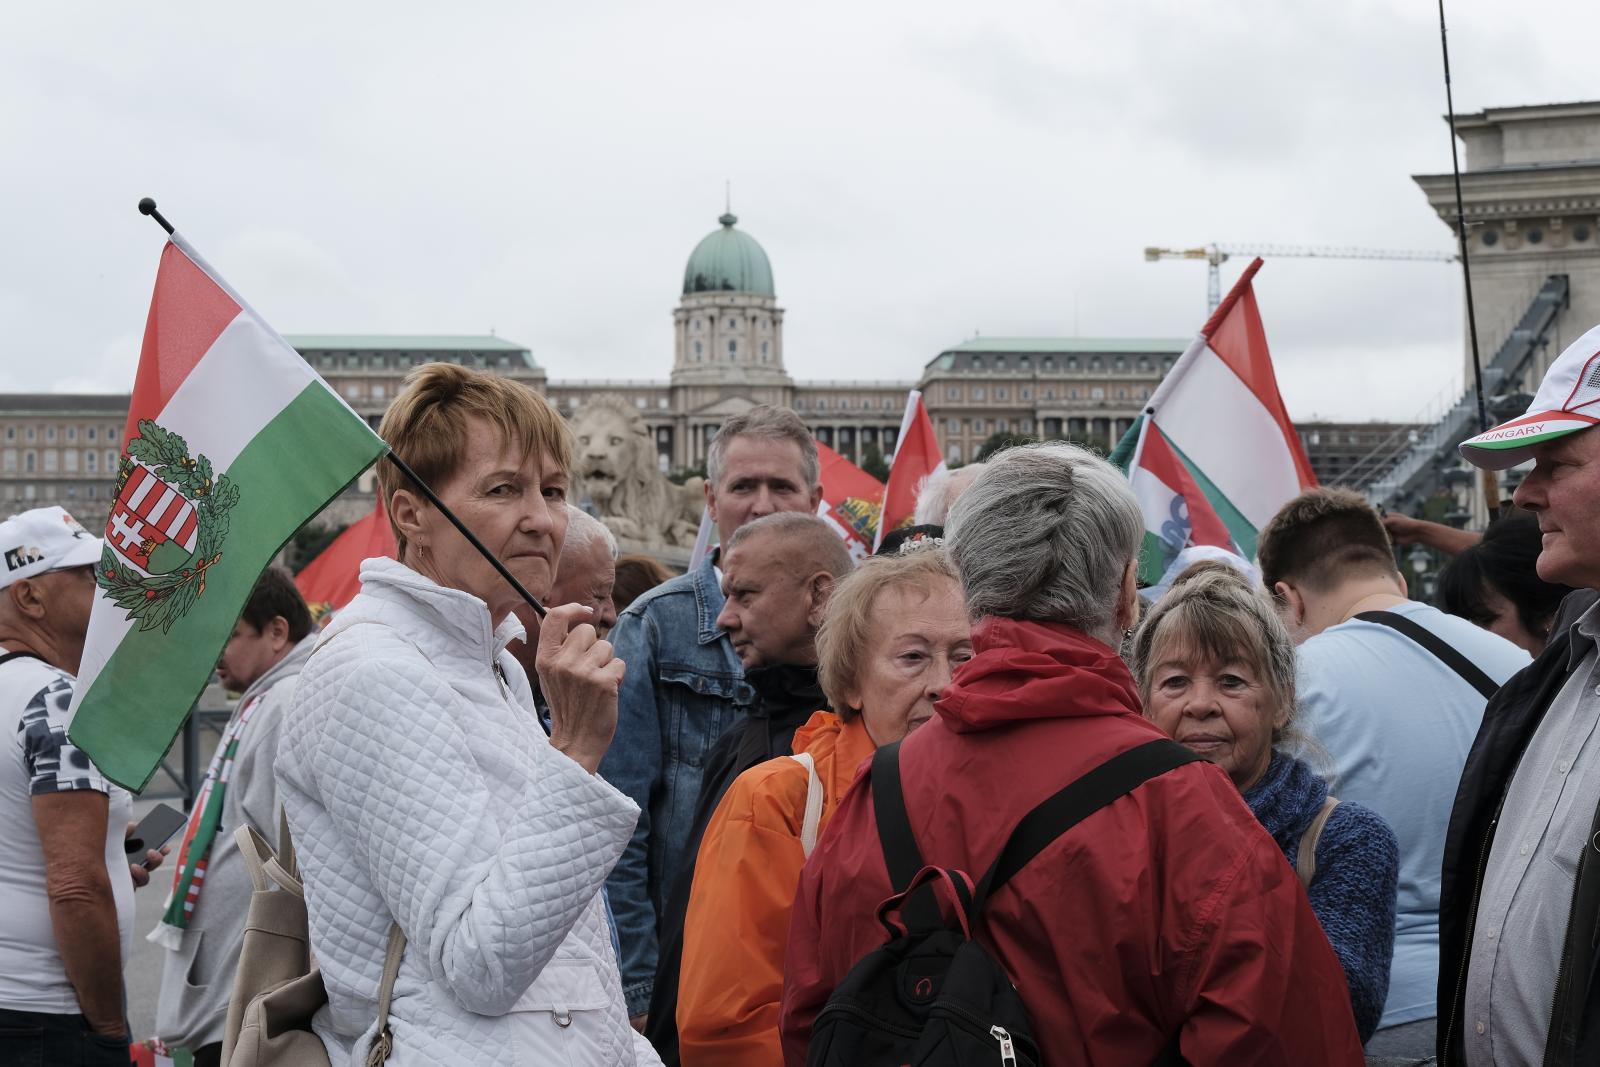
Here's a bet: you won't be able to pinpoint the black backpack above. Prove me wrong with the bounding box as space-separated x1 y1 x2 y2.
806 738 1201 1067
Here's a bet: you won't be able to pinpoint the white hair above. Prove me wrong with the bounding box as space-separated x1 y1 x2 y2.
945 443 1142 643
913 462 986 526
564 506 619 560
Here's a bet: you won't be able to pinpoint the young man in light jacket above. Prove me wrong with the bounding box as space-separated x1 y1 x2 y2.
153 567 317 1067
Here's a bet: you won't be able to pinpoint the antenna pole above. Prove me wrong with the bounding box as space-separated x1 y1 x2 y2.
1437 0 1500 518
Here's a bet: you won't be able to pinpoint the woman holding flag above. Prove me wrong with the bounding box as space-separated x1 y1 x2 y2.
276 363 662 1065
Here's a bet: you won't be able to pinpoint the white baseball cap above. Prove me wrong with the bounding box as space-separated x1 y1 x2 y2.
0 507 104 589
1460 322 1600 470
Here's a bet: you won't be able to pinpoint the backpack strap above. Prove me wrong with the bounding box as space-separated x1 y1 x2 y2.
1354 610 1499 699
790 751 824 859
870 742 940 929
1295 797 1339 889
971 739 1203 913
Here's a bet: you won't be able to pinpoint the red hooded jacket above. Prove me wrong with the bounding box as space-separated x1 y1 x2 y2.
779 618 1363 1066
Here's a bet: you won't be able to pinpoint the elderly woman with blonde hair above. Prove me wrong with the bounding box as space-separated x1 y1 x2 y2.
1130 560 1400 1042
675 547 972 1066
276 363 661 1065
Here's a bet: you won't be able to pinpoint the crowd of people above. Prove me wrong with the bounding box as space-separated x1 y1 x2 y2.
2 325 1599 1066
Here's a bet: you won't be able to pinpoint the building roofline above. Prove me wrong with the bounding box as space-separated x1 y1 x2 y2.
0 394 130 414
1451 100 1600 127
284 334 528 351
935 337 1189 357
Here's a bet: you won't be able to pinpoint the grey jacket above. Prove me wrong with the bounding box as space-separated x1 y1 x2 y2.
153 635 316 1051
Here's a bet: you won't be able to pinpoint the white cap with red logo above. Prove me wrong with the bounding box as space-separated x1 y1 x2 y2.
0 507 104 590
1460 322 1600 470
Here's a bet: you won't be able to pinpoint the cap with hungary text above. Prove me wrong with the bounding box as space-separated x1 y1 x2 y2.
1460 322 1600 470
0 507 103 590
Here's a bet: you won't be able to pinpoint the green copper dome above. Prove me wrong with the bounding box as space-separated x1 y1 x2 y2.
682 212 775 297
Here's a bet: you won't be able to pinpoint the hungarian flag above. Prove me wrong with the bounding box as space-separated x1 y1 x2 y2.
815 443 884 560
875 389 944 549
68 231 386 790
1111 259 1315 584
295 501 398 619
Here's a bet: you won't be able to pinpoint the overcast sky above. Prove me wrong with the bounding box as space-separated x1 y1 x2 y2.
4 1 1597 422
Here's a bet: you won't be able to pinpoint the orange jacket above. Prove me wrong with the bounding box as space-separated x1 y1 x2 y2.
678 709 876 1067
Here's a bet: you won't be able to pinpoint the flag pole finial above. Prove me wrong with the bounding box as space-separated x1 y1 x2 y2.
137 198 175 235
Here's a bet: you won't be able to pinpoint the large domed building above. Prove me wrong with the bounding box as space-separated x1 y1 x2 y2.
545 209 913 471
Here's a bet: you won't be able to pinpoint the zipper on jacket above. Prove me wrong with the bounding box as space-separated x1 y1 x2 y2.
1444 807 1500 1064
991 1025 1019 1066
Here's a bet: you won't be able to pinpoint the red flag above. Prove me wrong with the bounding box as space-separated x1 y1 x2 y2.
294 502 397 618
814 443 884 561
875 390 945 549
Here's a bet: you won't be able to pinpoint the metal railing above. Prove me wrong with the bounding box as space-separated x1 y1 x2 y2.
1365 274 1569 511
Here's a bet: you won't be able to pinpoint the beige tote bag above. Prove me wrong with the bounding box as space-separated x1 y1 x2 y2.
221 813 405 1067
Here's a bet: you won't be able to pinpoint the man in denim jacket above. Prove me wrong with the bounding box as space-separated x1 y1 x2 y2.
602 406 822 1027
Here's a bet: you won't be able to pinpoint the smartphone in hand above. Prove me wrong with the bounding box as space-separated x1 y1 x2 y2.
125 802 187 869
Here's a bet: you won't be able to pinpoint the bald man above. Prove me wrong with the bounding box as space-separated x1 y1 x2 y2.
644 513 853 1061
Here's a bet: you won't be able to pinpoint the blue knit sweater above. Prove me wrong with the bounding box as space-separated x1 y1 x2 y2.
1243 752 1399 1042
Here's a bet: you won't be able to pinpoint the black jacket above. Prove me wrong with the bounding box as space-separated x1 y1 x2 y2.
1438 589 1600 1066
644 663 828 1063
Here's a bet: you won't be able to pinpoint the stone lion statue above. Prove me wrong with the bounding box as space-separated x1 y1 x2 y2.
568 395 704 548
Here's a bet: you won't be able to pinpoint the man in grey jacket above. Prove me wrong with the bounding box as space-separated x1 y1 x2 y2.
153 566 316 1067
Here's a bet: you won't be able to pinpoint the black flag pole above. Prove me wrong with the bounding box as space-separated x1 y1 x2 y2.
138 197 175 235
136 197 550 620
1436 1 1501 518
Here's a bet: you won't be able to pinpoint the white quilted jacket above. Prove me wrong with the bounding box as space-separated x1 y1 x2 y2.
276 558 661 1065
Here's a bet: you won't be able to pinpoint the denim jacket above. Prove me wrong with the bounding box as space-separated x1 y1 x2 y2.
601 554 752 1016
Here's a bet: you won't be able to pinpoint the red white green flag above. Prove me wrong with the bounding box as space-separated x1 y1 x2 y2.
68 232 386 790
875 389 944 550
1113 259 1316 584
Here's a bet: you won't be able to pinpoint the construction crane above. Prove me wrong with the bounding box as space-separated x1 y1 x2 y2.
1143 243 1458 312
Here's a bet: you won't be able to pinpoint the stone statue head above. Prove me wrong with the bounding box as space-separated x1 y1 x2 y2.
569 395 655 512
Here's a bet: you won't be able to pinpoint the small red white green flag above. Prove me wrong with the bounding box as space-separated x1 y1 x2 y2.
1112 259 1316 584
68 230 386 790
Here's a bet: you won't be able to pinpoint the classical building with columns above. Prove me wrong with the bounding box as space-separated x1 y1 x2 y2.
545 210 1178 470
2 210 1179 524
1413 100 1600 392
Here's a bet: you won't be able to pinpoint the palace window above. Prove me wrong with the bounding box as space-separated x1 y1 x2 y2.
996 387 1007 400
86 427 95 441
728 340 738 358
761 341 769 361
66 427 76 442
64 451 78 473
46 427 56 442
973 388 985 401
1021 387 1032 400
694 341 703 359
946 387 961 400
86 451 96 473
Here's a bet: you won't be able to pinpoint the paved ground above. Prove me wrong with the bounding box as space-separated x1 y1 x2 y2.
126 725 221 1042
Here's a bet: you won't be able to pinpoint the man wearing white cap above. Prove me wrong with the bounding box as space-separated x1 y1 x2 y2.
0 507 146 1065
1440 324 1600 1067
